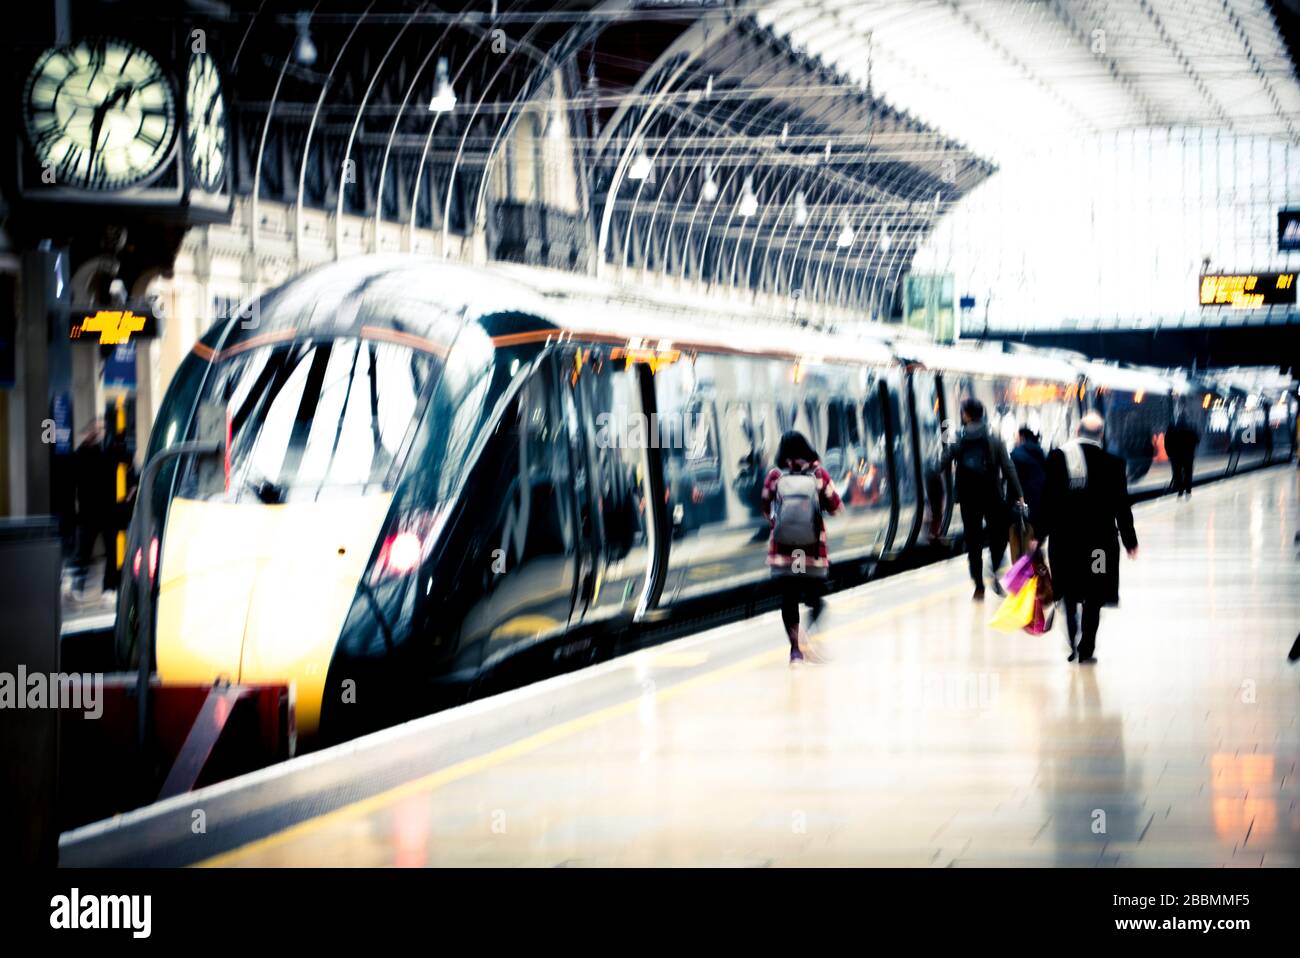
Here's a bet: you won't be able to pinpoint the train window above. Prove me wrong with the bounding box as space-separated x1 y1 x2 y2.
520 363 575 558
180 338 438 503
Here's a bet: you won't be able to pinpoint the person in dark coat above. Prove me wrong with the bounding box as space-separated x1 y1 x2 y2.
940 398 1026 600
1164 409 1199 498
1037 412 1138 664
1011 427 1047 529
72 419 115 593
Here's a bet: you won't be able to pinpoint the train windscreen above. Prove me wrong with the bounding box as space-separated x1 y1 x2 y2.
177 337 439 503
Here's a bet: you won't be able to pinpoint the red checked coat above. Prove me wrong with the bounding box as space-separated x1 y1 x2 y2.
760 458 843 578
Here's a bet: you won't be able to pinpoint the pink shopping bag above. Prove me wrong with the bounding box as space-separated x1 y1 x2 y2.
1000 554 1035 595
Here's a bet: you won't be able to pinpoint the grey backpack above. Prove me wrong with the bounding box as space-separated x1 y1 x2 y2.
773 469 820 547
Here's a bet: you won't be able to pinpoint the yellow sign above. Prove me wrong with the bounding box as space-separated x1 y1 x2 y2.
71 310 147 345
1199 272 1296 308
1011 381 1063 406
611 344 681 373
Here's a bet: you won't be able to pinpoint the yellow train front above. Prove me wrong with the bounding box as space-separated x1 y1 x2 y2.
115 257 589 745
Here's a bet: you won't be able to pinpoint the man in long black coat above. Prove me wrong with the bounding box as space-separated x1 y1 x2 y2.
1038 412 1138 663
1164 410 1199 498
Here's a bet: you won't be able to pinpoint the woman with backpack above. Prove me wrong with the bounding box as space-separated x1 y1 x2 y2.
761 431 843 664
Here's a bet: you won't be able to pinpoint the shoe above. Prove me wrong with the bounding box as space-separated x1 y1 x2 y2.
1067 651 1077 662
1078 656 1097 664
1287 633 1300 663
789 648 805 666
972 587 986 601
804 602 826 636
799 640 827 664
991 578 1006 597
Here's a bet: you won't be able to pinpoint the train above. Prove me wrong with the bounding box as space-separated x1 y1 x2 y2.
113 255 1299 745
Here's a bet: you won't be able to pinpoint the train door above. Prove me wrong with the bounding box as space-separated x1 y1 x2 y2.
652 353 738 605
912 369 947 543
930 371 956 539
879 371 914 558
569 347 653 625
938 373 972 541
559 347 598 625
465 352 579 671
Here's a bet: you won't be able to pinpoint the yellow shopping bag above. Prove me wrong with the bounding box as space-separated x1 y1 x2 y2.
989 576 1037 633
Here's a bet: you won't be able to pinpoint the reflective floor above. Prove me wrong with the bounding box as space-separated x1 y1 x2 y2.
65 467 1300 867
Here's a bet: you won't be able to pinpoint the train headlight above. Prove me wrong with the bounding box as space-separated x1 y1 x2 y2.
384 532 423 574
370 508 448 583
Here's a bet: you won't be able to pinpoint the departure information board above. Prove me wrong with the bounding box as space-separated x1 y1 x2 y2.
1199 272 1297 308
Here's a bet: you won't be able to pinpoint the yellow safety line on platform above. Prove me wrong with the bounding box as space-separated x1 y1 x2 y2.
197 581 969 867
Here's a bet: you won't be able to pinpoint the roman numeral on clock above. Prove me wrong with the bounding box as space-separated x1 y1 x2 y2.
34 123 61 153
89 152 110 188
58 143 83 180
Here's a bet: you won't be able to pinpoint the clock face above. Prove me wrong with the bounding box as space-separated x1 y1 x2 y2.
23 38 177 191
187 52 227 192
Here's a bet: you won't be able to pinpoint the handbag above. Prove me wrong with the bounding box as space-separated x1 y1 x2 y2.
1023 547 1055 635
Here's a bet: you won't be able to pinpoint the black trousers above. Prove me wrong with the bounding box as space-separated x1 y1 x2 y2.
1063 598 1101 659
959 496 1007 586
1170 456 1193 494
74 520 120 591
779 576 825 640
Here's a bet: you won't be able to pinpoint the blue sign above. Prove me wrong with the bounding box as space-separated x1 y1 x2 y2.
51 392 72 453
103 343 137 389
959 295 976 311
1280 209 1300 252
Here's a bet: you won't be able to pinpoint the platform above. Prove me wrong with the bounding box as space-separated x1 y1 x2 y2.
61 466 1300 867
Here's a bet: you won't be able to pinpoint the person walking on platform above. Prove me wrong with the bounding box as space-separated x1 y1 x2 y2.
71 419 116 594
1037 412 1138 664
1011 427 1047 530
762 431 842 665
1164 408 1199 498
941 399 1026 600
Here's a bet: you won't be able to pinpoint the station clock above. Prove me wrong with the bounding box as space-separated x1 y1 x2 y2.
22 38 178 192
186 51 227 192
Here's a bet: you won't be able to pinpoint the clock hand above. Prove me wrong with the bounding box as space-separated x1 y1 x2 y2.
106 82 135 110
88 100 110 173
86 84 134 181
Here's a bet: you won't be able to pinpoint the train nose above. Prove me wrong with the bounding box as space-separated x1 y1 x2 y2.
154 494 393 737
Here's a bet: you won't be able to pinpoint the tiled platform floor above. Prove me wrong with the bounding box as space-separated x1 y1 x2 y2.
74 467 1300 867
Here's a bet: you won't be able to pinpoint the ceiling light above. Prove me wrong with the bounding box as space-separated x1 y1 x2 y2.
738 175 758 218
837 216 854 248
428 57 456 113
794 190 808 226
294 12 317 66
701 165 719 202
628 146 652 181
